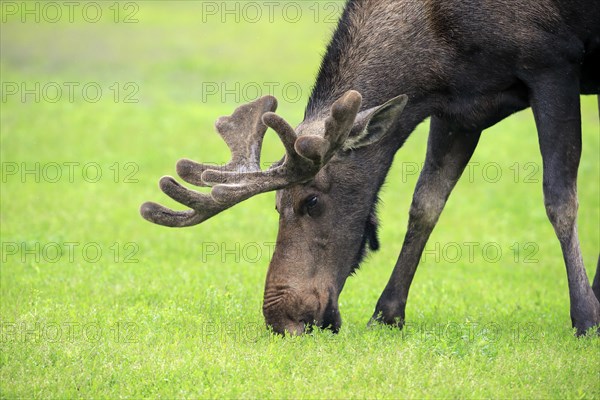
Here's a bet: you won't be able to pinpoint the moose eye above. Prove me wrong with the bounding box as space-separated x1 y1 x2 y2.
302 195 321 217
305 195 318 209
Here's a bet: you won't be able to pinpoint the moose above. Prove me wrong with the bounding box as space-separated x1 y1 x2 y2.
141 0 600 335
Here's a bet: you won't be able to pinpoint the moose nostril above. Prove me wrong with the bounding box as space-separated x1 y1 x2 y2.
264 313 307 336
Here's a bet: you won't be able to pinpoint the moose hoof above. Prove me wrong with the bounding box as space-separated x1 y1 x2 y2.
572 300 600 336
574 323 600 337
367 303 406 329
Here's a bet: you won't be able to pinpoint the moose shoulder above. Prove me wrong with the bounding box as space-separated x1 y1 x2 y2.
141 0 600 335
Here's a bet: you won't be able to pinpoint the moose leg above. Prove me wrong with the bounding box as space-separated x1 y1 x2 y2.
370 117 481 327
593 255 600 303
528 68 600 335
595 97 600 303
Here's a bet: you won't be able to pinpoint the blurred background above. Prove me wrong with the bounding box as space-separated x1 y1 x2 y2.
1 1 599 397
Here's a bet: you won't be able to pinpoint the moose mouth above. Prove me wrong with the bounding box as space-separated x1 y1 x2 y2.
263 287 342 335
271 310 342 336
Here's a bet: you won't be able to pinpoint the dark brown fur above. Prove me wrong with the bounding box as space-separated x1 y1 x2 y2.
142 0 600 335
263 0 600 335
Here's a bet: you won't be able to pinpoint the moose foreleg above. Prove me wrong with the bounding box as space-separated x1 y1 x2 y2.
370 117 481 327
528 67 600 335
593 255 600 303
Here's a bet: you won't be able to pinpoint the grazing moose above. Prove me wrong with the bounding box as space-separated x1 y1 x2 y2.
142 0 600 335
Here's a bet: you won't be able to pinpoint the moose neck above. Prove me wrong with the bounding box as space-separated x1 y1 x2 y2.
305 0 437 148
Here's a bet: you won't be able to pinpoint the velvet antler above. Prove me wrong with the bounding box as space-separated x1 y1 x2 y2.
140 90 362 227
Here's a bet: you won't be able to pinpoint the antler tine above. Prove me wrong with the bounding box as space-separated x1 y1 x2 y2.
140 202 203 227
140 176 233 227
200 90 363 203
176 95 278 186
289 89 362 165
140 90 363 227
324 90 362 156
140 96 277 227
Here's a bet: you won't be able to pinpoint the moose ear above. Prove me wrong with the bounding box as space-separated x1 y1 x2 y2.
343 94 408 150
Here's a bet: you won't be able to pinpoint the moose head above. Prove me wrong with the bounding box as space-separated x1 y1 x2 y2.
141 90 408 334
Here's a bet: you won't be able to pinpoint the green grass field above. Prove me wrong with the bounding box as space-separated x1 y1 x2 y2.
1 1 599 398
